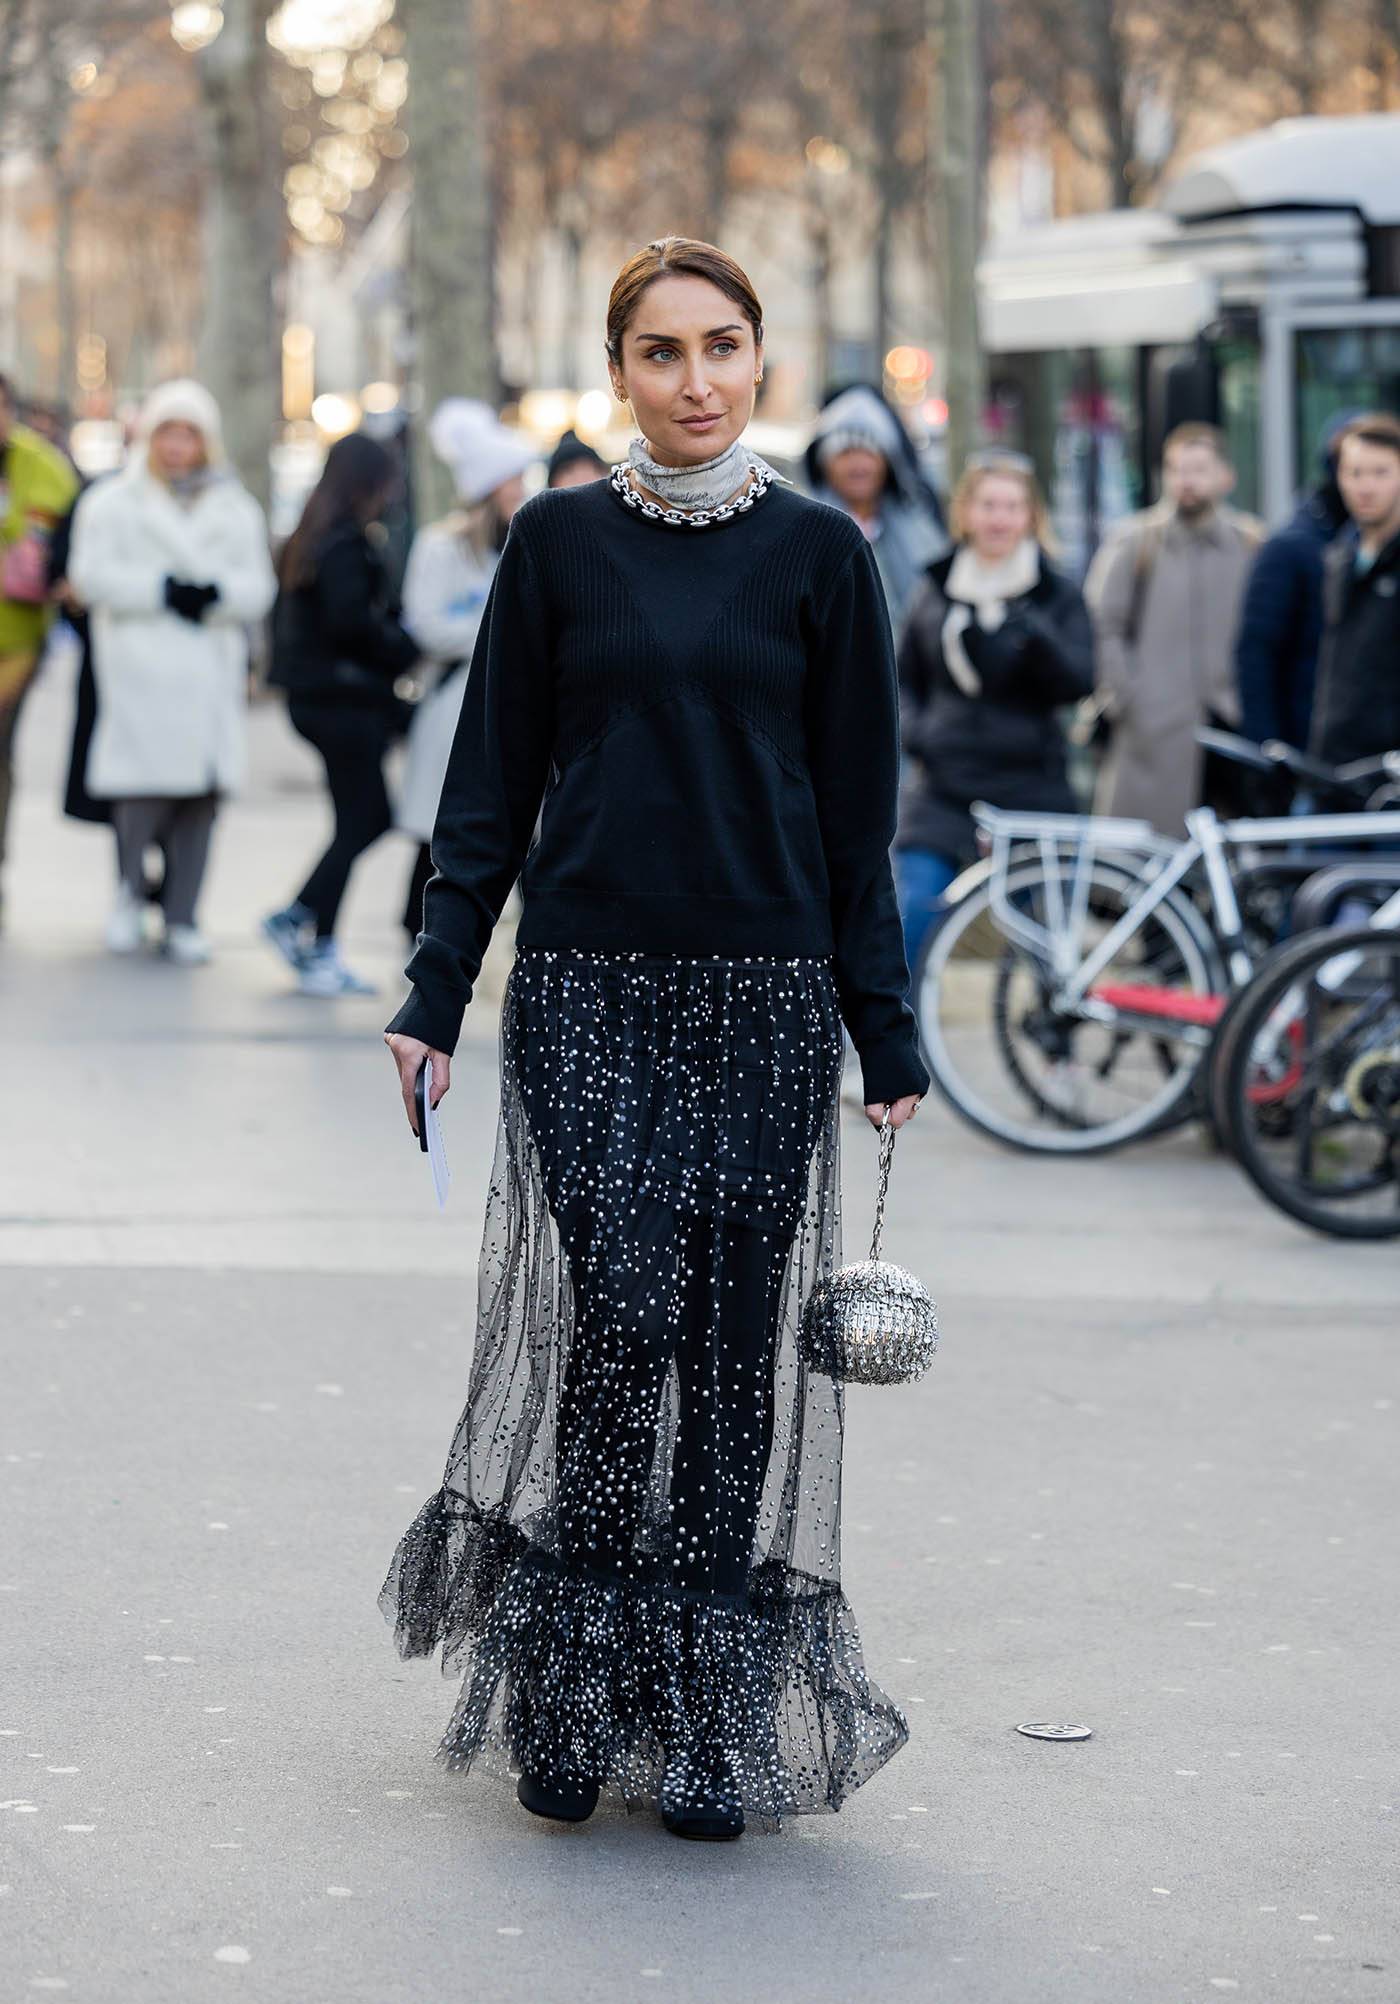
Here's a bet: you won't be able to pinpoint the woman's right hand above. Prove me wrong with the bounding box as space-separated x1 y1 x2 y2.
385 1032 450 1138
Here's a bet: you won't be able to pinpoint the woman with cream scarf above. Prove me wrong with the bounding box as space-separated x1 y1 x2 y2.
893 451 1094 974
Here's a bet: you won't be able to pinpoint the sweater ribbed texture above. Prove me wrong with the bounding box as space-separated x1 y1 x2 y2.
386 476 930 1104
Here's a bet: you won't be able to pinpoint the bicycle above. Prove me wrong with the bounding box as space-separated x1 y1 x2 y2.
1217 919 1400 1238
912 746 1400 1157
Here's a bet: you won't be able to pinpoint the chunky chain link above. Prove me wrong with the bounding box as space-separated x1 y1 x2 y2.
869 1106 896 1262
608 460 773 527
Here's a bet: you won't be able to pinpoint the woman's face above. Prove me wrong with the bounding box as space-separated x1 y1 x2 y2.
824 445 887 512
359 476 397 525
609 274 761 469
491 474 526 521
149 420 206 481
962 473 1033 560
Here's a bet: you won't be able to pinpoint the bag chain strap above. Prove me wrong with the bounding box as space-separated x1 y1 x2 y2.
869 1106 896 1263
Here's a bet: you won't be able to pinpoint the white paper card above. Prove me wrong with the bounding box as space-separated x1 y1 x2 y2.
424 1085 451 1211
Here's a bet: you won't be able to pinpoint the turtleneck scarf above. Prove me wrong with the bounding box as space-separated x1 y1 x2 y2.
627 433 786 513
940 537 1041 697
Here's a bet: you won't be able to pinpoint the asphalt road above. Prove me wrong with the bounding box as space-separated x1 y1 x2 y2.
2 654 1396 2004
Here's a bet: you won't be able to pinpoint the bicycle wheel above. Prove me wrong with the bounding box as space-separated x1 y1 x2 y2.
1205 937 1307 1158
1224 926 1400 1239
914 857 1224 1155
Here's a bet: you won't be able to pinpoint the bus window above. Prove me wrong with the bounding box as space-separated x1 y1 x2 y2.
1216 334 1262 519
1296 326 1400 490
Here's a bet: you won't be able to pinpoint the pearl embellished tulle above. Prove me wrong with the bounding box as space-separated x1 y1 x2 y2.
379 946 908 1828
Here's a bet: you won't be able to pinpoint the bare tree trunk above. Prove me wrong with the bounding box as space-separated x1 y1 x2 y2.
36 25 77 406
869 14 904 373
197 0 281 508
699 109 735 242
401 0 497 520
931 0 985 482
1083 0 1137 204
560 217 584 391
807 204 835 400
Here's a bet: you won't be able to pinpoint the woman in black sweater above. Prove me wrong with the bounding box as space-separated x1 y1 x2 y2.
262 433 419 996
894 452 1094 973
380 237 928 1842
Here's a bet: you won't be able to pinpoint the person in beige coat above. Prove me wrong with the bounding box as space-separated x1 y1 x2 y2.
1085 423 1263 835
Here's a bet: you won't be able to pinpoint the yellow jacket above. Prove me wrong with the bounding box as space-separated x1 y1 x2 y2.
1 423 80 656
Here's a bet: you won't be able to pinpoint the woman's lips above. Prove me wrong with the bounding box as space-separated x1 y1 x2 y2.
678 414 722 428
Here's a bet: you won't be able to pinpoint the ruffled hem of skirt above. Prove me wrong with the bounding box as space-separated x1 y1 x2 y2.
378 1489 909 1829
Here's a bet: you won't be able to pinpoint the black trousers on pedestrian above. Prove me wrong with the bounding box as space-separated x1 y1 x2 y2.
288 701 394 938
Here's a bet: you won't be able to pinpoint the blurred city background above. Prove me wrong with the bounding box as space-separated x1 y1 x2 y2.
1 1 1398 554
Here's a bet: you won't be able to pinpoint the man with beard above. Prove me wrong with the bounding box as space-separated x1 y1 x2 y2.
1309 412 1400 772
1086 423 1263 835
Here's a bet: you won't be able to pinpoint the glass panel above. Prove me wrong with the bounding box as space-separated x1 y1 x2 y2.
986 348 1143 579
1215 335 1261 517
1295 325 1400 490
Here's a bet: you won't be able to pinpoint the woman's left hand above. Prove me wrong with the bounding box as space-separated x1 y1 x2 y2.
864 1093 922 1131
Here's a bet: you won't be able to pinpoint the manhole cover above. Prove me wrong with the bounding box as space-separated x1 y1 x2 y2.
1016 1722 1093 1741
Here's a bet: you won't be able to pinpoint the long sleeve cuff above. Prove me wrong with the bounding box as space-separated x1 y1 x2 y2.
853 1024 932 1105
384 976 467 1056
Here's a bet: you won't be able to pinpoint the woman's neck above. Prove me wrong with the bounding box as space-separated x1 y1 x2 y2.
628 465 754 512
627 433 754 513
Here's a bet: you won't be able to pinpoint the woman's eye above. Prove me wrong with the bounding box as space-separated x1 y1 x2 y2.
712 341 737 356
647 347 677 364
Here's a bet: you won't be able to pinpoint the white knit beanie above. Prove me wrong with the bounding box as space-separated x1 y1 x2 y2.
428 398 536 506
134 378 226 461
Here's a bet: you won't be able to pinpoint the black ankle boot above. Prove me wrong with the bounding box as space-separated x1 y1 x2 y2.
516 1770 600 1824
659 1749 745 1841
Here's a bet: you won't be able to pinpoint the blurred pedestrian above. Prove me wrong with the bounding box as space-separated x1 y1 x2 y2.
48 483 114 829
1235 416 1355 753
262 432 419 996
398 399 534 940
546 427 607 489
894 449 1094 973
1308 411 1400 769
804 383 948 632
0 371 79 927
66 379 275 963
1085 423 1263 835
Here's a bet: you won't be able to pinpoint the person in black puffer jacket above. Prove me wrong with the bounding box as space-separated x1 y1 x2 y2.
1235 417 1355 753
894 450 1094 974
262 432 419 997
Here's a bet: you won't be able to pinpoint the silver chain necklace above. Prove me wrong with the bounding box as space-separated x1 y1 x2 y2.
608 460 772 528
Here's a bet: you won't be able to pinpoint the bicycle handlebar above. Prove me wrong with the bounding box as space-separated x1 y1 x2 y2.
1196 728 1400 804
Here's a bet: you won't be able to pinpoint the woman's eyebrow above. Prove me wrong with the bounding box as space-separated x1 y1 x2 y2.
633 324 744 342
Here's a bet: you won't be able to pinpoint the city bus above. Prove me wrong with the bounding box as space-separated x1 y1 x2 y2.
977 114 1400 571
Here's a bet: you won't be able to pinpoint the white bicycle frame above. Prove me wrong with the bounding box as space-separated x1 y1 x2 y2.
974 802 1400 1011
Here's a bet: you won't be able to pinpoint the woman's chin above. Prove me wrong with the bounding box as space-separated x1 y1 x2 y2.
653 422 738 463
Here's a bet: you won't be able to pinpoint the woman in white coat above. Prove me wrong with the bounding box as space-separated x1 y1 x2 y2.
67 379 275 962
397 400 534 940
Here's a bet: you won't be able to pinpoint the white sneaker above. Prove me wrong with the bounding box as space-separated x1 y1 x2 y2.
105 885 145 955
298 941 377 997
165 923 212 966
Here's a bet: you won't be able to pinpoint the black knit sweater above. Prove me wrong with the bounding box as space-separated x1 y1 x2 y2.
385 472 930 1104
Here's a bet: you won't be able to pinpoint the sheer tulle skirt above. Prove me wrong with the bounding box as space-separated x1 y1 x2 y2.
379 946 908 1828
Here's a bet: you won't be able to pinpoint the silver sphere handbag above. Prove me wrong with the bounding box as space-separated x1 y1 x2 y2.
799 1105 939 1385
